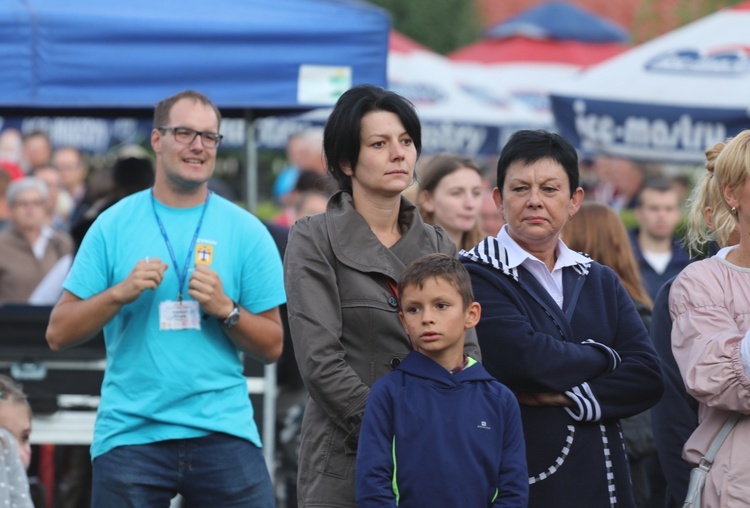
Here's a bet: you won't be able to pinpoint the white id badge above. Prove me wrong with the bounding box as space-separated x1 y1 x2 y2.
159 300 201 330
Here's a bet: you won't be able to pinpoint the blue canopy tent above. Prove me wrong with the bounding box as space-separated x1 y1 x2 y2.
0 0 389 205
0 0 389 472
0 0 388 112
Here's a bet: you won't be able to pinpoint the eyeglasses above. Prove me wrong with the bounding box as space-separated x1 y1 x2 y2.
11 199 45 208
158 126 223 148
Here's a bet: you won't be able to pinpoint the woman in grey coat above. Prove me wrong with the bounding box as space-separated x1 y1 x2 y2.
284 84 480 507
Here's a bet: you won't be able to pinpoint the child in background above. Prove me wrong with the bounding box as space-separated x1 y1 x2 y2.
0 375 33 507
356 253 528 507
0 375 32 469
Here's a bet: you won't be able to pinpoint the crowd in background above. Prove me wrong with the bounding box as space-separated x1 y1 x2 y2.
0 89 746 507
0 129 157 508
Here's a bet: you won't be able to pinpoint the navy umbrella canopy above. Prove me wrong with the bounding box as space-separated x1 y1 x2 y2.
449 1 629 66
485 1 629 43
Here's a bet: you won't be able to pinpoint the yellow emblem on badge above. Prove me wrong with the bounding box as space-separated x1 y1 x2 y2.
195 244 214 266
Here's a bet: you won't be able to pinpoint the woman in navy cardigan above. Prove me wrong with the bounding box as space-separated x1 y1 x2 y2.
461 130 664 508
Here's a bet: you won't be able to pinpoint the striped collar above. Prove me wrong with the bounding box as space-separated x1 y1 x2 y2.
461 231 591 282
497 225 590 271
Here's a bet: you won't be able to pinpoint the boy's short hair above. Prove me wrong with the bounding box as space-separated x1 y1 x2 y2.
398 253 474 309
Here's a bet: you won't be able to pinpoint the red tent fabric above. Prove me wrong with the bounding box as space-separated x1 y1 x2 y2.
388 30 429 53
0 160 24 180
448 2 630 67
448 36 627 66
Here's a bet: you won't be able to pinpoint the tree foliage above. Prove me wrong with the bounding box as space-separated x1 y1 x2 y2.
633 0 746 43
369 0 482 54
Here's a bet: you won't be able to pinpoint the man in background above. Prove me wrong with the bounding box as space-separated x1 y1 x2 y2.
30 164 72 231
22 131 52 173
53 147 90 227
591 155 645 212
69 156 154 250
0 169 11 229
0 177 73 305
630 180 691 300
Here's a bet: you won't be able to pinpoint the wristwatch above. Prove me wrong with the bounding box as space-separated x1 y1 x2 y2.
222 301 241 328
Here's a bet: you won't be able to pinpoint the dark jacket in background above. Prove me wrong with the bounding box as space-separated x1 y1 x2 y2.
650 276 698 508
629 229 691 301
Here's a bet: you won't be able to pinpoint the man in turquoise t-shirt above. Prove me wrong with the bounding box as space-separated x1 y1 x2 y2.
46 90 285 507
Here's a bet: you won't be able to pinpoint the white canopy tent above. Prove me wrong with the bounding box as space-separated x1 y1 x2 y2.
550 2 750 163
257 32 557 158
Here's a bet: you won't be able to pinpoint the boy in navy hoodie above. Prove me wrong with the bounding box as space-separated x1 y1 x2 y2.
356 253 528 507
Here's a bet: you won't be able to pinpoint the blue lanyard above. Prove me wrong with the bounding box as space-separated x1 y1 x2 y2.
151 189 212 302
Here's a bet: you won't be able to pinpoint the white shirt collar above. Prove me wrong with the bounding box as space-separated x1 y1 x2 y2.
31 225 55 260
497 225 589 271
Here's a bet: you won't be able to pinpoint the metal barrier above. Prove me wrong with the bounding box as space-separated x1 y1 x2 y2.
0 304 275 469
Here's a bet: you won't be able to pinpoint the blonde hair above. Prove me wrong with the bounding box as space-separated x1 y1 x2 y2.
715 129 750 209
562 201 652 309
683 139 736 255
417 153 485 250
0 375 31 417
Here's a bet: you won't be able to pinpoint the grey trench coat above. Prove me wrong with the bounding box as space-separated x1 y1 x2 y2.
284 191 480 507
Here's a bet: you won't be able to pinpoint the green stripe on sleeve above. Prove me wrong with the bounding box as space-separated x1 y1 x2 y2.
392 437 400 505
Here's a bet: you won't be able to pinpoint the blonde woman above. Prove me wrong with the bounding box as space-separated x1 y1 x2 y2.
669 130 750 505
650 138 739 507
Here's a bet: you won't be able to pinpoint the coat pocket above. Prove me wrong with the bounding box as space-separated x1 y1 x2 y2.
318 419 356 480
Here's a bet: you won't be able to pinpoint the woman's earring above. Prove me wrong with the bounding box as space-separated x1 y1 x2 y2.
732 206 738 216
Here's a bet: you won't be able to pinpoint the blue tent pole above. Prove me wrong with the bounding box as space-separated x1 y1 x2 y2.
263 364 277 475
244 112 258 212
242 112 276 473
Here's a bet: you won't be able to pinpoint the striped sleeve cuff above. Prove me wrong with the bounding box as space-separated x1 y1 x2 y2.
564 382 602 422
580 339 621 372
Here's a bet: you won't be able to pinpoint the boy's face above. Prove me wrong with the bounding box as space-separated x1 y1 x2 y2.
399 277 480 368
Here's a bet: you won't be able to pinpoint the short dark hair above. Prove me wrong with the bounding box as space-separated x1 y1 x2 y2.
294 169 332 195
497 130 579 195
22 129 50 144
113 157 155 193
398 253 474 310
635 179 675 207
323 84 422 193
153 90 221 130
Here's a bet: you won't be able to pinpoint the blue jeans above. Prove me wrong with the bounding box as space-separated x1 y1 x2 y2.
91 433 274 508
